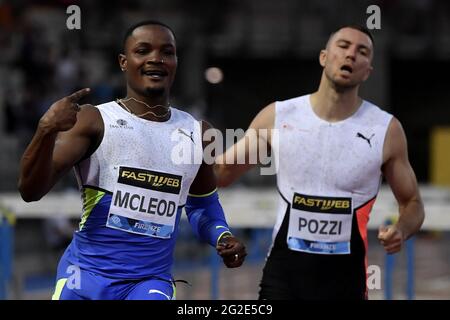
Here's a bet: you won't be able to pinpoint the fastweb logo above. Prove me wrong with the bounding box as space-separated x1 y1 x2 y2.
292 194 351 213
118 167 181 194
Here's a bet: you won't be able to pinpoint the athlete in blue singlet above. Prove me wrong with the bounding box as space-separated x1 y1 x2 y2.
18 20 247 300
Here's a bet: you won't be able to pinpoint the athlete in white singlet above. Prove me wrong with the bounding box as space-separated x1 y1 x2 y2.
215 25 424 300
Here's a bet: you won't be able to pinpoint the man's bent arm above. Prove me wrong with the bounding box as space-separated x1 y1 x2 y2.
18 89 99 201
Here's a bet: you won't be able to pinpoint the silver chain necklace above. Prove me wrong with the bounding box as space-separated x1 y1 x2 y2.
116 97 171 119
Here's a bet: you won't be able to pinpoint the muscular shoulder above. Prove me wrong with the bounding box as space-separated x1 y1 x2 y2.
62 104 104 160
251 95 309 131
383 117 408 164
76 104 103 137
249 102 275 131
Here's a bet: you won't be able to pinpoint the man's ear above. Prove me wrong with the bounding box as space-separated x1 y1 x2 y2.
118 53 127 71
319 50 327 68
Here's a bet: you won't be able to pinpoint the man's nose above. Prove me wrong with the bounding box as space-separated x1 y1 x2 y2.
146 53 164 64
345 48 357 61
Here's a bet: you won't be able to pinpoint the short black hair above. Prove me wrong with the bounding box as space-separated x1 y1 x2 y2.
122 20 176 51
328 24 375 47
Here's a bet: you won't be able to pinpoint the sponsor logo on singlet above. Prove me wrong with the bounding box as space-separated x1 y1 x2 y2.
109 119 134 130
292 193 351 214
356 132 375 147
118 167 181 194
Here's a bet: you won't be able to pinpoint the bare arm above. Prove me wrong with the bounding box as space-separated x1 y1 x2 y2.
379 117 425 253
214 102 275 187
18 89 102 201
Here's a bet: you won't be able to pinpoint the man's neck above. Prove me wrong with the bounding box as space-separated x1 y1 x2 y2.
121 91 171 121
127 90 169 108
310 75 362 123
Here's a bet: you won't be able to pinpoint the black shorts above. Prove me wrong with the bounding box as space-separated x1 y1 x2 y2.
258 249 367 300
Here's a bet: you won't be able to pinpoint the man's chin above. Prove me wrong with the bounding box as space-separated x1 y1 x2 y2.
333 78 359 91
144 86 165 96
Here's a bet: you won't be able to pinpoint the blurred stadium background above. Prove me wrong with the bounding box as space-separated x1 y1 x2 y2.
0 0 449 300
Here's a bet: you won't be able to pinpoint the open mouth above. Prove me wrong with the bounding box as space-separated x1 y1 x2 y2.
340 65 353 73
142 69 168 79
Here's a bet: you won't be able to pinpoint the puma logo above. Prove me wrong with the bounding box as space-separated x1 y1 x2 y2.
178 128 195 144
356 132 375 147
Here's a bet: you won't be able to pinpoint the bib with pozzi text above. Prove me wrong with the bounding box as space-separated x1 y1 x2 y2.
287 192 353 254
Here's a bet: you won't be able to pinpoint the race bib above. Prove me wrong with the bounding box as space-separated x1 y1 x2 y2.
106 166 182 239
287 193 353 254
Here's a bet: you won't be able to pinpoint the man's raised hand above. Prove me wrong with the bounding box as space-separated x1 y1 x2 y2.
39 88 91 133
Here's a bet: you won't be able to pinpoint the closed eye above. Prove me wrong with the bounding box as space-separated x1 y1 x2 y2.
336 40 350 48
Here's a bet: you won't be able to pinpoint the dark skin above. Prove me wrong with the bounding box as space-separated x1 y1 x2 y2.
18 24 246 268
118 24 177 121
